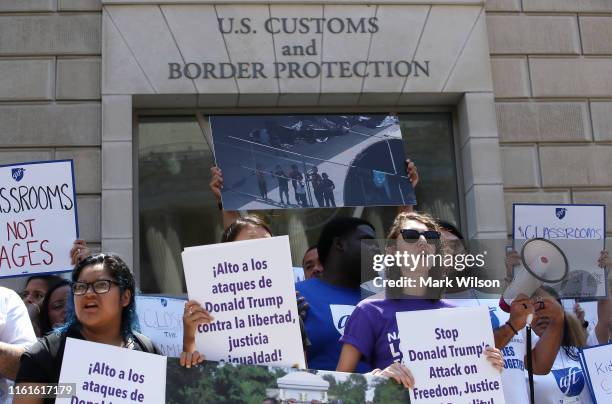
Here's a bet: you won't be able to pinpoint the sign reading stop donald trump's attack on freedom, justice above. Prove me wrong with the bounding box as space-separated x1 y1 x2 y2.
57 338 166 404
181 236 306 368
135 296 186 358
0 160 78 278
397 306 505 404
580 343 612 403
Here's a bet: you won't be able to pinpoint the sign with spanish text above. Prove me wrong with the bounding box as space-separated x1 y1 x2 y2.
135 295 186 358
0 160 78 278
181 236 306 368
580 343 612 403
397 306 505 404
57 338 166 404
513 204 606 298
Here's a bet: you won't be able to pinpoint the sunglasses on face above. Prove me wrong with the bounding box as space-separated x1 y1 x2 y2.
400 229 441 241
72 279 119 296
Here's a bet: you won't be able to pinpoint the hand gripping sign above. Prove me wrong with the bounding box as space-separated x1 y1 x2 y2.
181 236 306 368
397 306 505 404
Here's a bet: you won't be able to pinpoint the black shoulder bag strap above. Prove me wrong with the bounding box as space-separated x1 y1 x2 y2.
132 332 157 354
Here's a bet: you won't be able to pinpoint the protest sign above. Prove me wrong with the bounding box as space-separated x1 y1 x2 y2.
166 359 407 403
0 160 78 278
181 235 306 368
135 295 186 358
513 204 606 298
57 338 166 404
397 306 505 404
210 114 416 210
580 343 612 403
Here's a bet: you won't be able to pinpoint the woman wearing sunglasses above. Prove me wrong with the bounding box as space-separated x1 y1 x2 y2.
13 253 158 404
336 212 503 388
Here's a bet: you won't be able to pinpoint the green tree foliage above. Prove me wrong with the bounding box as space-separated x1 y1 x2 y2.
325 373 368 404
372 378 410 404
166 361 286 404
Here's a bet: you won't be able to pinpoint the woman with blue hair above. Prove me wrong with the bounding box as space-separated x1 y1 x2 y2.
13 253 158 404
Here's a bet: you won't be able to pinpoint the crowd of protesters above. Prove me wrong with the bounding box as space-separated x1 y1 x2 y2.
1 159 610 404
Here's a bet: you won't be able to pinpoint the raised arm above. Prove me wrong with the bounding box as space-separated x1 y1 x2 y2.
209 166 240 229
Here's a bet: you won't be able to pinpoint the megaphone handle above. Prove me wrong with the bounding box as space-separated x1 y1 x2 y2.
526 326 535 404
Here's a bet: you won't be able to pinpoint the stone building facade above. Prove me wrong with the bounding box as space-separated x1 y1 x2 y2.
1 0 611 280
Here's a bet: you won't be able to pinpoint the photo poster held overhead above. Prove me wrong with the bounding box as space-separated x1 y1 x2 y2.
513 204 607 298
580 342 612 404
57 338 167 404
397 306 505 404
0 160 78 278
209 114 416 211
181 235 306 368
135 295 186 358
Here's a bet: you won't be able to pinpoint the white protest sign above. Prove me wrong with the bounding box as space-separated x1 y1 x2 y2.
397 306 505 404
57 338 166 404
135 296 185 358
0 160 78 278
580 343 612 403
181 236 305 368
513 204 606 297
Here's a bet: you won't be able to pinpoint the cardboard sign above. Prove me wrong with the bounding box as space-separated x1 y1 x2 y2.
135 296 186 358
57 338 166 404
396 306 505 404
580 343 612 403
0 160 78 278
181 236 306 368
513 204 606 298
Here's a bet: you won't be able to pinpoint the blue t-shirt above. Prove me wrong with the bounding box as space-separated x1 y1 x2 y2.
295 278 371 372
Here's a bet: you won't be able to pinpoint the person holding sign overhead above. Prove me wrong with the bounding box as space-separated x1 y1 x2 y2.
336 212 504 388
13 253 158 404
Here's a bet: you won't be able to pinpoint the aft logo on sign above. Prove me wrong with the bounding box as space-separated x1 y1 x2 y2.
555 208 567 220
552 366 585 397
329 304 355 336
11 167 25 182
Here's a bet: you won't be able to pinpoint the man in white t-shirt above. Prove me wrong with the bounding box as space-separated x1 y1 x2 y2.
0 287 37 404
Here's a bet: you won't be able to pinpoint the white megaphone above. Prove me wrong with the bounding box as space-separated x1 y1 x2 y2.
500 238 569 326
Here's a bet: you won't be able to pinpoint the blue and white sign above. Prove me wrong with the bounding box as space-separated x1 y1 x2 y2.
0 160 78 278
513 204 606 298
135 295 186 358
580 343 612 403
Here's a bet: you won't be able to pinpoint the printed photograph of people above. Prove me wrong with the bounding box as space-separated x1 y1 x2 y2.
210 115 416 210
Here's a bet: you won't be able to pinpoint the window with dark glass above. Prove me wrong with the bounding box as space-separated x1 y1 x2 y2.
137 113 459 295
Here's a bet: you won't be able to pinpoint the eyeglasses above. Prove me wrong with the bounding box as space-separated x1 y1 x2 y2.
400 229 441 241
72 280 119 296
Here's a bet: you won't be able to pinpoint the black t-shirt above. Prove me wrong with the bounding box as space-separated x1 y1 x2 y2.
16 326 159 404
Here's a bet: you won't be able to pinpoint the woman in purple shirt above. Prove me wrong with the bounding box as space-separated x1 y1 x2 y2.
336 212 503 388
